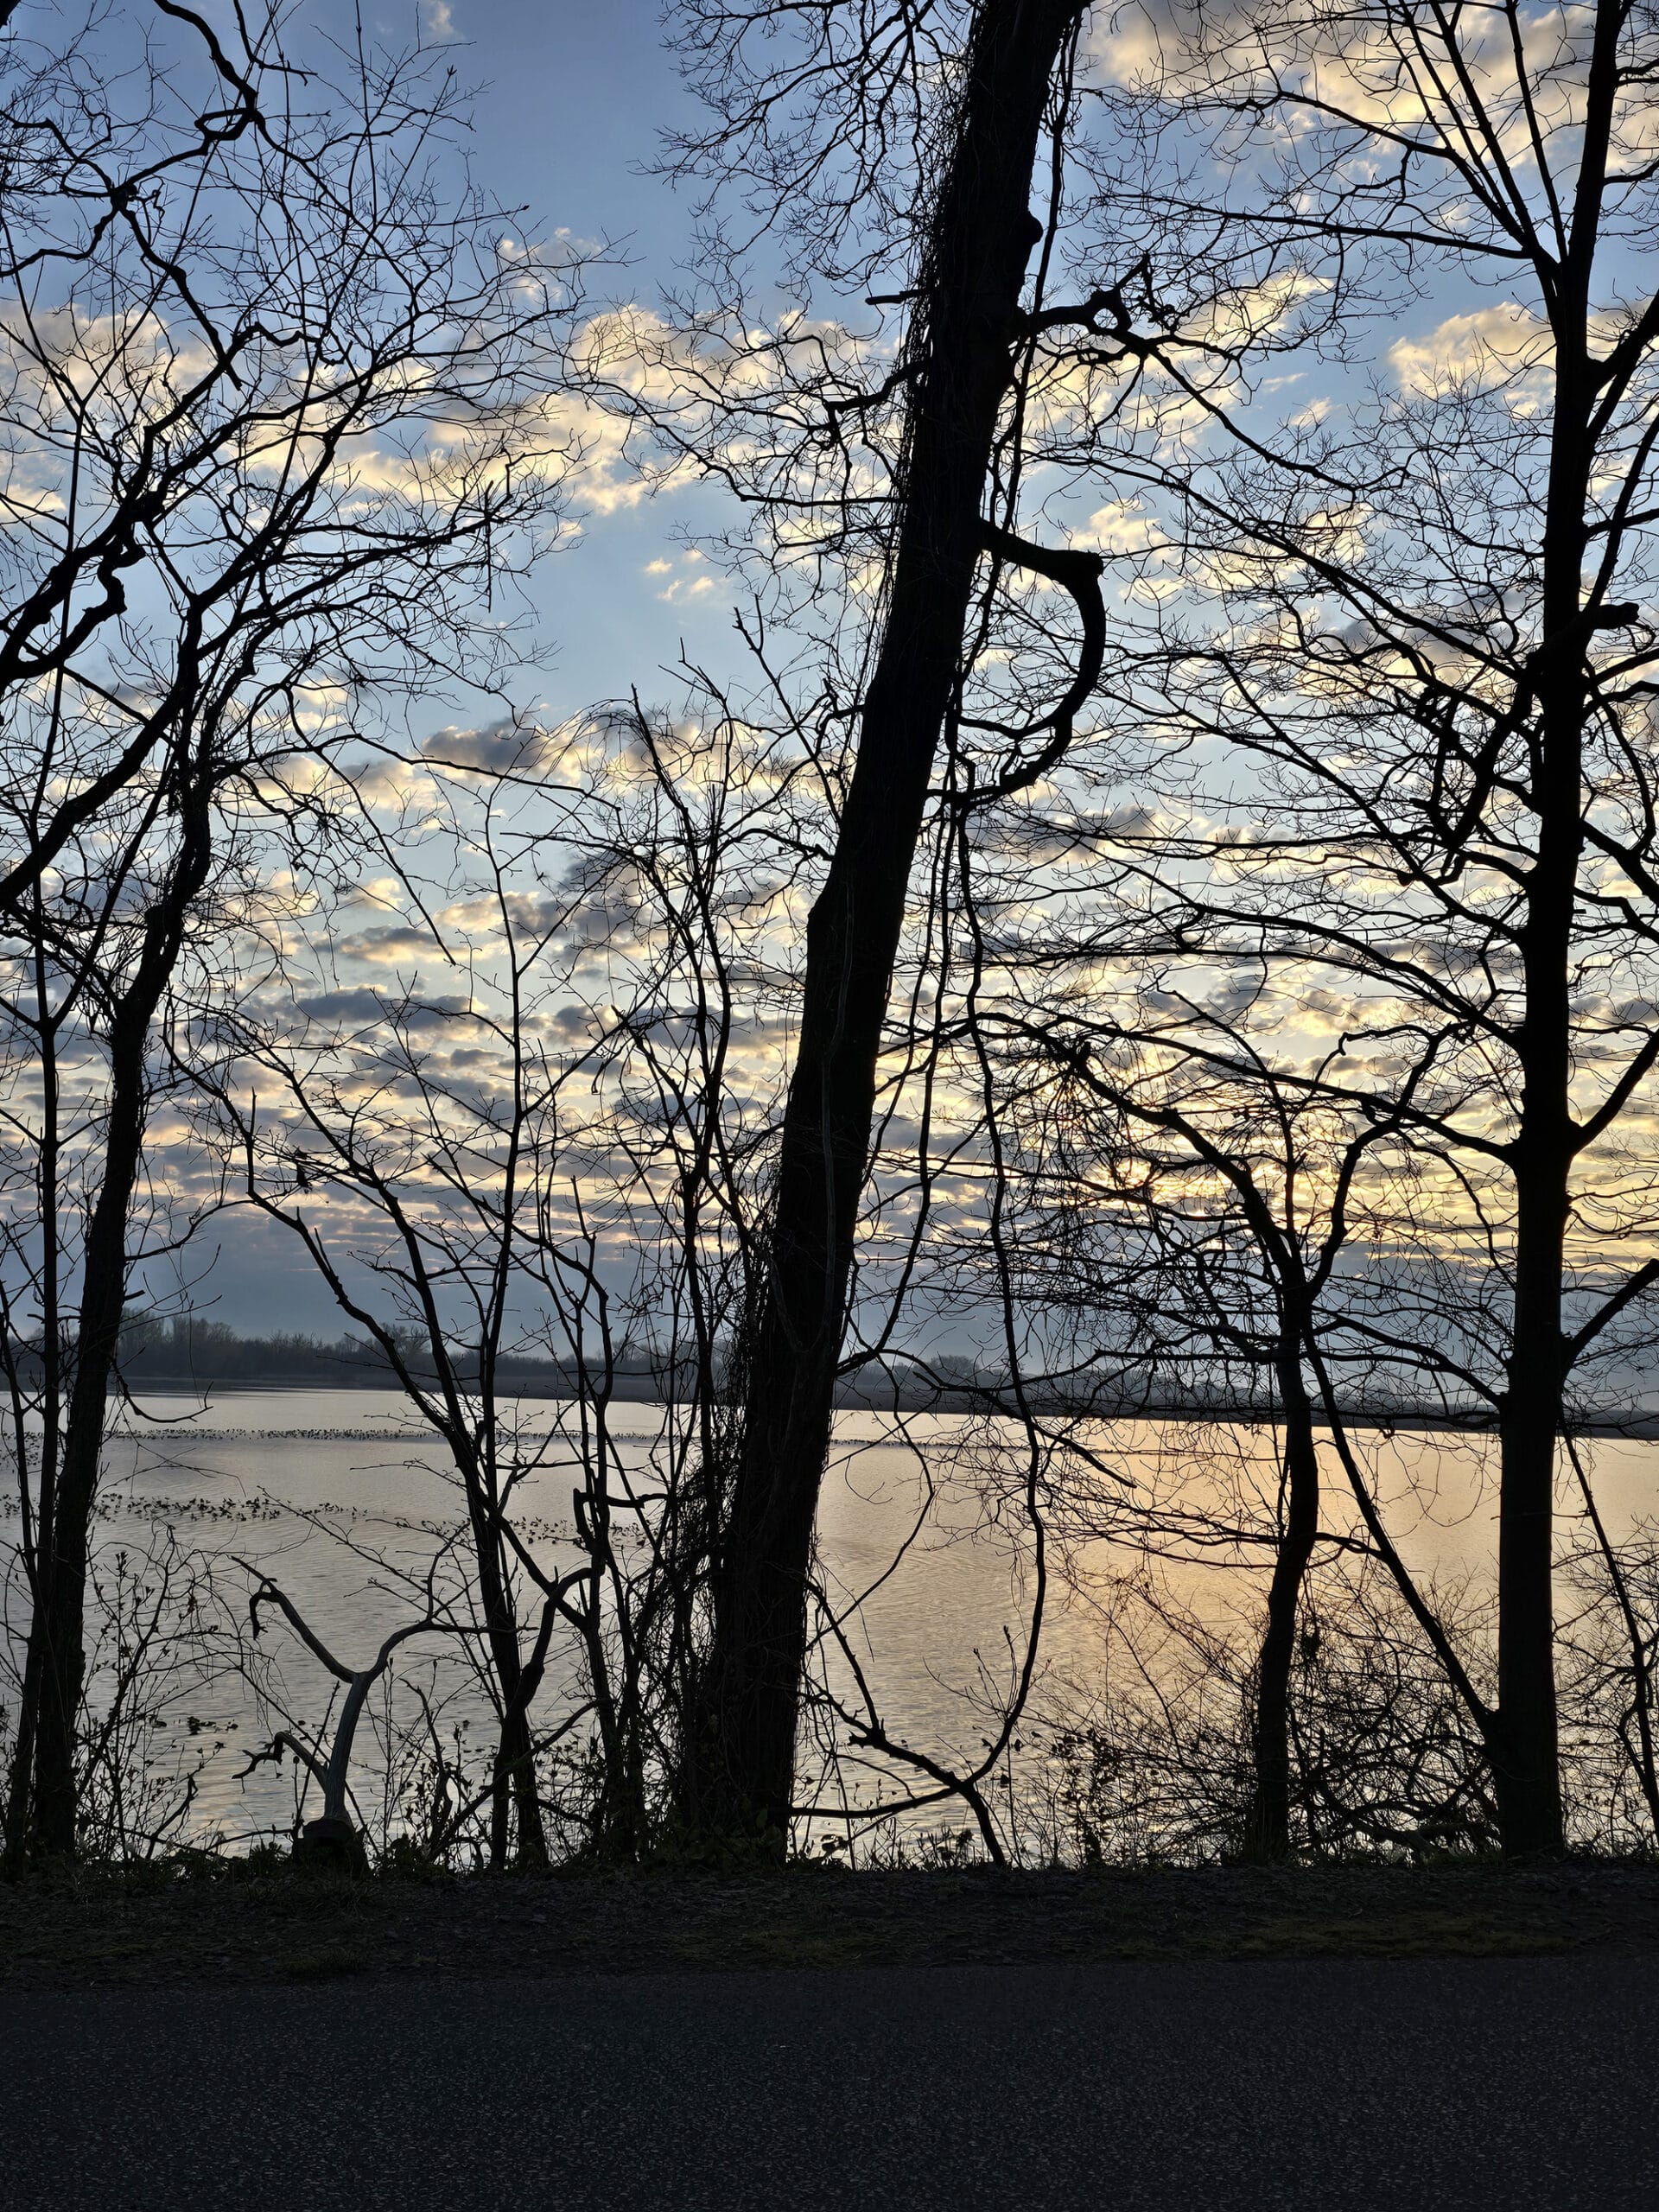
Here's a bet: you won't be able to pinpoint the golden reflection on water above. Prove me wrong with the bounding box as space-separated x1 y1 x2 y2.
48 1391 1659 1847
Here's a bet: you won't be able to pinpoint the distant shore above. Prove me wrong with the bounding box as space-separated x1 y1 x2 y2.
109 1369 1659 1437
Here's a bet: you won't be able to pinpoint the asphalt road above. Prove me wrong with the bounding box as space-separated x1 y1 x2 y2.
1 1955 1651 2210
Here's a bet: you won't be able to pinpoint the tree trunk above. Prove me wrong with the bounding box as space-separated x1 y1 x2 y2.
490 1689 549 1872
466 1489 549 1872
1495 640 1578 1858
2 1629 43 1865
32 1000 168 1854
3 950 67 1864
1243 1345 1319 1862
1495 1122 1570 1856
1489 35 1616 1848
28 784 213 1858
691 0 1087 1846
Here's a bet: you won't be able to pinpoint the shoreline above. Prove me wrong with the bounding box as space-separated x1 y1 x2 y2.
103 1376 1659 1440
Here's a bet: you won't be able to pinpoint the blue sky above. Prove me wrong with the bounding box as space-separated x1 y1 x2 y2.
403 0 743 730
143 4 755 1337
135 0 1602 1339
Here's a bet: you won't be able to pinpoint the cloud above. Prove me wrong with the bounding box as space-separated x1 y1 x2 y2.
652 549 721 605
1084 500 1169 556
418 717 553 775
294 988 471 1032
1388 303 1549 396
330 925 439 965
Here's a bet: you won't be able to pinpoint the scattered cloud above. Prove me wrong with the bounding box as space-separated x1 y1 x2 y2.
1388 303 1549 396
330 925 439 965
651 548 720 605
293 987 471 1031
1084 499 1169 556
419 717 554 775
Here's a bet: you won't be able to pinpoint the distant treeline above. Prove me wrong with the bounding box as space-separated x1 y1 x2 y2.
7 1317 1618 1428
4 1317 1012 1406
111 1316 656 1391
105 1325 1657 1430
1 1316 583 1392
0 1315 1116 1411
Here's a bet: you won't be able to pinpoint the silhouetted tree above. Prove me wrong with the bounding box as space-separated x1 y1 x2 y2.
965 0 1659 1856
0 2 575 1860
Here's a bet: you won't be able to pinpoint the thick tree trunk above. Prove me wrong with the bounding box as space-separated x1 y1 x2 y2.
1495 650 1579 1859
466 1481 549 1871
2 1628 43 1865
491 1693 548 1872
1490 168 1608 1856
1243 1347 1319 1862
691 0 1087 1845
3 957 65 1864
479 1610 547 1870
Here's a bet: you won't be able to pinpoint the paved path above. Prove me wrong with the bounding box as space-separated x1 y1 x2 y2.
1 1955 1650 2209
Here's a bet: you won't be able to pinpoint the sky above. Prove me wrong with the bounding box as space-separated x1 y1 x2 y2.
400 0 745 731
167 5 772 1333
99 0 1629 1341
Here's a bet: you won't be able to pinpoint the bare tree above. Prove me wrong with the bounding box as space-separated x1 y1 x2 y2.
196 702 814 1863
627 0 1100 1849
609 0 1339 1848
976 986 1502 1855
206 787 612 1871
234 1551 469 1866
0 2 575 1860
947 0 1659 1856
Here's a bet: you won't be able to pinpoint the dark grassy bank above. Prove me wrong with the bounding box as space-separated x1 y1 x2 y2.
4 1863 1658 1990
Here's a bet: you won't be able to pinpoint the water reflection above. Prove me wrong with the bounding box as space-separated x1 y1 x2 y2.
13 1389 1657 1851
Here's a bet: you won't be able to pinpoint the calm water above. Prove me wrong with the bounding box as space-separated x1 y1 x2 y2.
11 1389 1659 1853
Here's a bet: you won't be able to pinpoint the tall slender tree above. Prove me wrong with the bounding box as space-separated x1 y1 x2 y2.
973 0 1659 1854
654 0 1096 1845
0 3 574 1859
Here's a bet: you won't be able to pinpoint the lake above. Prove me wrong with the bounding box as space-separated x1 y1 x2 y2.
10 1389 1659 1857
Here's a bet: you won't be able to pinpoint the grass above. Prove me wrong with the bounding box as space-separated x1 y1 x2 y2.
3 1859 1657 1989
